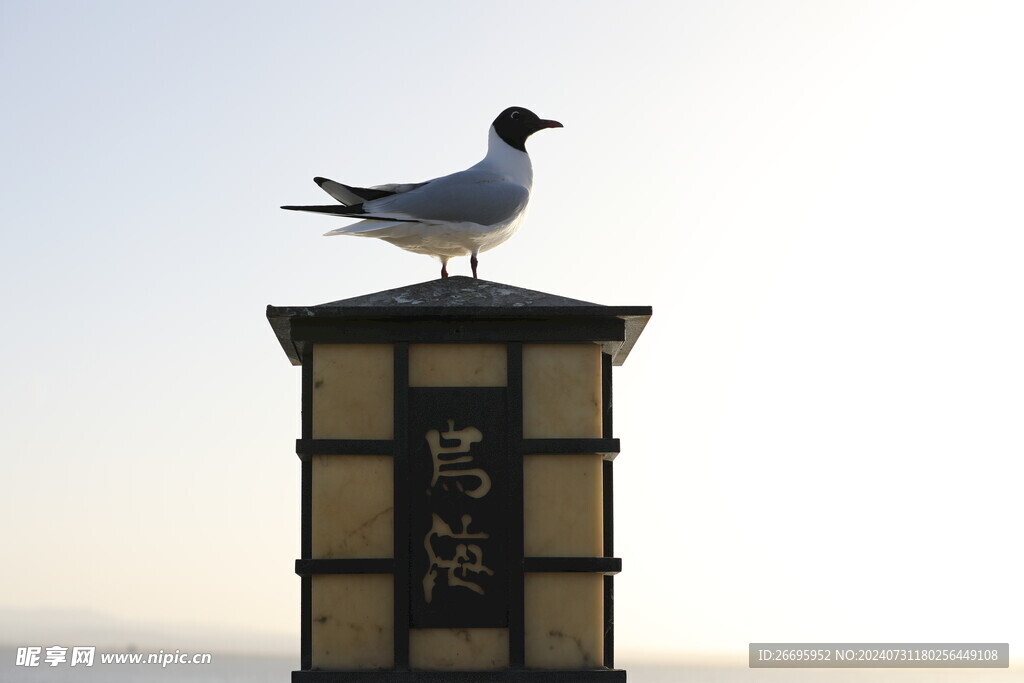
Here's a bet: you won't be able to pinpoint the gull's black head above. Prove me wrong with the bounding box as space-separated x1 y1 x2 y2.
492 106 563 152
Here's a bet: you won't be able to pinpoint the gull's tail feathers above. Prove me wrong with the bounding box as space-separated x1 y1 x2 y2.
280 204 360 216
323 220 418 237
282 203 421 230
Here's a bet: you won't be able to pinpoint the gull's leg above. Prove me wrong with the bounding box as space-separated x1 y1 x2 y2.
471 253 479 279
441 257 449 279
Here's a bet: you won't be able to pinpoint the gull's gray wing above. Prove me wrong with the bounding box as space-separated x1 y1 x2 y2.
359 170 530 226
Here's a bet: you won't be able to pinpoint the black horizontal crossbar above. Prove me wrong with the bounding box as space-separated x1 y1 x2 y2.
290 317 626 345
296 438 620 458
296 439 394 458
524 557 621 575
520 438 620 457
292 670 625 682
296 557 620 576
295 559 395 576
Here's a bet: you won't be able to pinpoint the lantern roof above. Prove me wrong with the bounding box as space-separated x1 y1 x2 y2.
267 276 651 367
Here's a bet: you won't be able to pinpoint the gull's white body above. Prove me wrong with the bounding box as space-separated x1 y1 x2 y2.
325 127 534 260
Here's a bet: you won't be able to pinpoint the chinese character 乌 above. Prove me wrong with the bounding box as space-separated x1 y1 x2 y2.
425 419 491 498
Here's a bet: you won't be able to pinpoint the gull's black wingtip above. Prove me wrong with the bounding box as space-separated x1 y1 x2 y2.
281 205 299 210
313 176 328 186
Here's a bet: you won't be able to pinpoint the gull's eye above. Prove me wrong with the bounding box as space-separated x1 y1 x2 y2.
510 110 521 120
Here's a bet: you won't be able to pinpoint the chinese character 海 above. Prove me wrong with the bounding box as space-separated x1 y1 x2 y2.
422 512 494 602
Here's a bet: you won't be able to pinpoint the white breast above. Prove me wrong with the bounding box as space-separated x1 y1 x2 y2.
470 127 534 189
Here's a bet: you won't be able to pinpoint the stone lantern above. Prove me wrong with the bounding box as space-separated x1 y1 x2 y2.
267 277 650 682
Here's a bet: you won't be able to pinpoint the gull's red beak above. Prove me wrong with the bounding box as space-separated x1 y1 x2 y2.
537 119 564 129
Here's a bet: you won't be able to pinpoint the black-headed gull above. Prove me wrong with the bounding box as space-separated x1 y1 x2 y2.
281 107 562 279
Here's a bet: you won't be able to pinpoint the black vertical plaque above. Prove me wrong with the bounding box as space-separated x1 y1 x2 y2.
408 387 508 628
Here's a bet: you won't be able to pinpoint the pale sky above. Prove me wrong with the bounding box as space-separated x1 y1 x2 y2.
1 0 1022 673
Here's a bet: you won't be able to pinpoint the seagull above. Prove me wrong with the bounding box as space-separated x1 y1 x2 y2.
281 106 562 279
